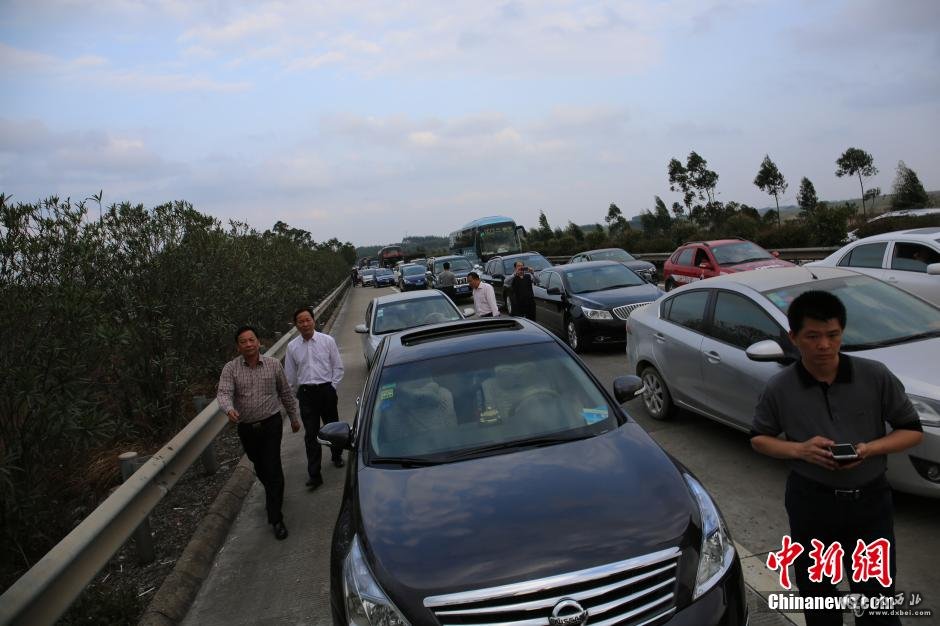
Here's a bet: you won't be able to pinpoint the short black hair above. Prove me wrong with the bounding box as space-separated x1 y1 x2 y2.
293 306 314 322
235 325 258 342
468 271 480 280
787 290 846 334
443 261 450 270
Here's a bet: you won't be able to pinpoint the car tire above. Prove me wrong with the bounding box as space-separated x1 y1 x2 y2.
566 319 584 353
640 366 675 420
504 292 513 315
664 278 676 292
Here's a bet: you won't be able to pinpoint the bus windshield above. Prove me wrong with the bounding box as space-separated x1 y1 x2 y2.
479 223 521 257
450 216 525 262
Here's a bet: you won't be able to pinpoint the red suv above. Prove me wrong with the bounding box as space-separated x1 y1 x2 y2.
663 238 794 291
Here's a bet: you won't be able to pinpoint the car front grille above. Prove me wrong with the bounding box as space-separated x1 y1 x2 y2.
612 302 653 321
424 547 680 626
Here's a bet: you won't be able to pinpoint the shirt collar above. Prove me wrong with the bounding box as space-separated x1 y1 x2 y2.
795 353 853 387
240 356 265 367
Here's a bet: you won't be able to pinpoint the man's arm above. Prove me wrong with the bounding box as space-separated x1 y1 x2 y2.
855 429 923 460
330 337 344 386
486 284 500 316
751 434 839 470
216 362 239 423
284 342 299 395
274 361 302 431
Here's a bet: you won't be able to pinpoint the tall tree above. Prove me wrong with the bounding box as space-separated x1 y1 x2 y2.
835 147 878 217
537 211 553 239
667 158 694 219
565 221 584 242
754 155 788 226
796 177 818 218
605 202 629 236
891 161 930 210
668 151 720 227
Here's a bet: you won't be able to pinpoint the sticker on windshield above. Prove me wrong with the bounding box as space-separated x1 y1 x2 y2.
379 384 396 401
376 309 384 317
766 293 789 309
582 406 608 424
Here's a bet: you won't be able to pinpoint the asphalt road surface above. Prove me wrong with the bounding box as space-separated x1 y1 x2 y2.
183 285 939 625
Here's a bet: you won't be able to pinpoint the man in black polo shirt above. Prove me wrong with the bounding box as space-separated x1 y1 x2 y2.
751 290 922 626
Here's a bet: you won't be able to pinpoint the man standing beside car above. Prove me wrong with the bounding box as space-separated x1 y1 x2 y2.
468 271 500 318
437 261 457 301
504 260 536 321
750 290 922 626
217 325 301 541
285 307 345 491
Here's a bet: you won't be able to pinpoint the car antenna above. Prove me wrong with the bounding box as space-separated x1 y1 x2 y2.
805 266 819 280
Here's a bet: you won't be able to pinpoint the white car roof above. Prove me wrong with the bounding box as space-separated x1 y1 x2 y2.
849 226 940 243
680 266 861 293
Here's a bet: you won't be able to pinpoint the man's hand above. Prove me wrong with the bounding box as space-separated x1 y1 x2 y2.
290 418 301 433
795 435 838 470
226 409 240 424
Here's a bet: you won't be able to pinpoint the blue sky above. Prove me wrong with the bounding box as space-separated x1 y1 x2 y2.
2 0 937 246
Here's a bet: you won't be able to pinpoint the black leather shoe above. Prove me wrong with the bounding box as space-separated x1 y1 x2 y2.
273 520 288 540
333 458 345 468
306 475 324 490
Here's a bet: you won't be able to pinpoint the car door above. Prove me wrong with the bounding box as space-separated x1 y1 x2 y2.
654 289 710 408
883 240 940 305
362 301 374 362
836 241 890 282
535 271 565 333
670 247 700 286
699 290 790 429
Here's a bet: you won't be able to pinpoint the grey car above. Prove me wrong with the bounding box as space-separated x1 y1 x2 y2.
355 290 473 366
625 266 940 498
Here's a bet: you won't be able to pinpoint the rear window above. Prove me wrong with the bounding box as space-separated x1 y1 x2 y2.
368 342 616 460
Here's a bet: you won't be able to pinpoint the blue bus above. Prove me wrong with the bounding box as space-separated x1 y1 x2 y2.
448 216 526 263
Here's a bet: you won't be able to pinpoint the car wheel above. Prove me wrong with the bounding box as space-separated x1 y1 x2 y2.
640 366 675 420
664 278 676 292
566 319 584 353
504 292 513 315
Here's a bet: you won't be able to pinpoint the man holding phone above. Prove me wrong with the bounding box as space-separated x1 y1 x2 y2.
504 260 536 321
751 290 922 626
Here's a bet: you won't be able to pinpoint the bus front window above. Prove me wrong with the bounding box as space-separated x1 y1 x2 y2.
480 224 520 256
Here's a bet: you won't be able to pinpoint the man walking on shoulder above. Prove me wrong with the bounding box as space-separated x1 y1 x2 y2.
217 325 301 540
285 307 345 491
468 271 499 318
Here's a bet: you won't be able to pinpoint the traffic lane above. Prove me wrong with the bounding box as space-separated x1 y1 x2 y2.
580 346 940 610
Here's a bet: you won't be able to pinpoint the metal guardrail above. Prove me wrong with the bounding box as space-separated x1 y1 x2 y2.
0 280 350 626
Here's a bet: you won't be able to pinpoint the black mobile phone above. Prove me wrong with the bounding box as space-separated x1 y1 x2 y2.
829 443 859 463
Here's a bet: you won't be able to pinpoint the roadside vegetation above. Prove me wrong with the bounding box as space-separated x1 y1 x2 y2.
0 194 355 596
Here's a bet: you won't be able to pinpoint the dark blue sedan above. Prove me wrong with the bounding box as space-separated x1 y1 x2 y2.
372 268 396 288
397 263 428 291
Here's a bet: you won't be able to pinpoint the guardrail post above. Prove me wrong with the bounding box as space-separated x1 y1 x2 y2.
193 396 219 475
118 452 156 565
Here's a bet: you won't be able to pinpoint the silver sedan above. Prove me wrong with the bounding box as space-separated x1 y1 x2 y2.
625 266 940 498
355 290 473 366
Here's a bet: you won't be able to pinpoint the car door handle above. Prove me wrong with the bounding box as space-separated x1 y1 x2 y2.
654 332 666 342
705 350 721 363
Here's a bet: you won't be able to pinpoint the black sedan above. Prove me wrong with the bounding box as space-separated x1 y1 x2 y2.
534 260 663 352
480 251 553 312
569 247 658 283
318 318 745 626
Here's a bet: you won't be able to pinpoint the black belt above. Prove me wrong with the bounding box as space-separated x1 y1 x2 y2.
245 412 280 429
299 382 333 389
789 471 888 501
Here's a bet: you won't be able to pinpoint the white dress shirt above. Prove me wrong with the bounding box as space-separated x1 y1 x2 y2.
284 332 344 393
472 281 500 317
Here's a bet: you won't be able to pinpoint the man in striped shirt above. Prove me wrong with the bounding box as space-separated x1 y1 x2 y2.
217 325 301 540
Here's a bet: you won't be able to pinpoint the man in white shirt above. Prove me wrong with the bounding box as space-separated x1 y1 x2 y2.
285 307 345 490
468 271 500 318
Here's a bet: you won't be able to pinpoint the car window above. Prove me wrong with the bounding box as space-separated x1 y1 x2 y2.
664 290 709 332
373 298 461 334
838 242 887 269
676 248 694 266
368 342 616 460
546 272 562 291
593 249 636 262
570 255 583 263
763 275 940 350
365 302 373 326
402 265 425 276
711 241 773 265
709 291 784 349
891 242 940 272
693 248 710 267
564 264 644 294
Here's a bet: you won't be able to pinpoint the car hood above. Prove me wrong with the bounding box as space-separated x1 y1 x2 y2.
572 282 663 309
723 259 794 272
403 275 427 282
620 260 656 272
853 336 940 399
357 423 697 610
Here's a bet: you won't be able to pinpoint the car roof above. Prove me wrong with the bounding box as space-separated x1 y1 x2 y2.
545 260 622 272
433 254 470 262
679 266 860 292
680 238 748 247
853 227 940 241
372 290 452 306
381 318 556 366
578 247 624 254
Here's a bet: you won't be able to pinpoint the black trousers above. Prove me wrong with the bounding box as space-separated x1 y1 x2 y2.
512 298 536 321
785 472 900 626
237 413 285 525
298 383 341 478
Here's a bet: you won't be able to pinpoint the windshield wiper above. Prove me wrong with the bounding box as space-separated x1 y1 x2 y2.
370 456 442 467
843 330 940 351
446 433 596 460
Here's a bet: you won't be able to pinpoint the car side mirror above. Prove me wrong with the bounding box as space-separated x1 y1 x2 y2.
317 421 352 450
547 286 561 296
354 324 368 334
927 263 940 276
698 262 711 269
771 250 781 258
745 339 795 364
612 375 644 404
462 307 475 318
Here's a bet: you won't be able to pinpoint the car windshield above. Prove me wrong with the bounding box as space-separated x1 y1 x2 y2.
368 342 615 462
592 249 636 262
712 242 774 265
762 275 940 350
564 264 644 294
402 265 425 276
503 255 552 274
434 258 472 273
362 269 376 276
373 297 462 334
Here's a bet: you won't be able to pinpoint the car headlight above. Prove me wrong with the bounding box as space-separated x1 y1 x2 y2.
908 394 940 428
343 536 410 625
684 474 735 600
581 306 613 320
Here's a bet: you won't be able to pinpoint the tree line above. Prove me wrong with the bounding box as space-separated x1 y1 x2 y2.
0 194 355 590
